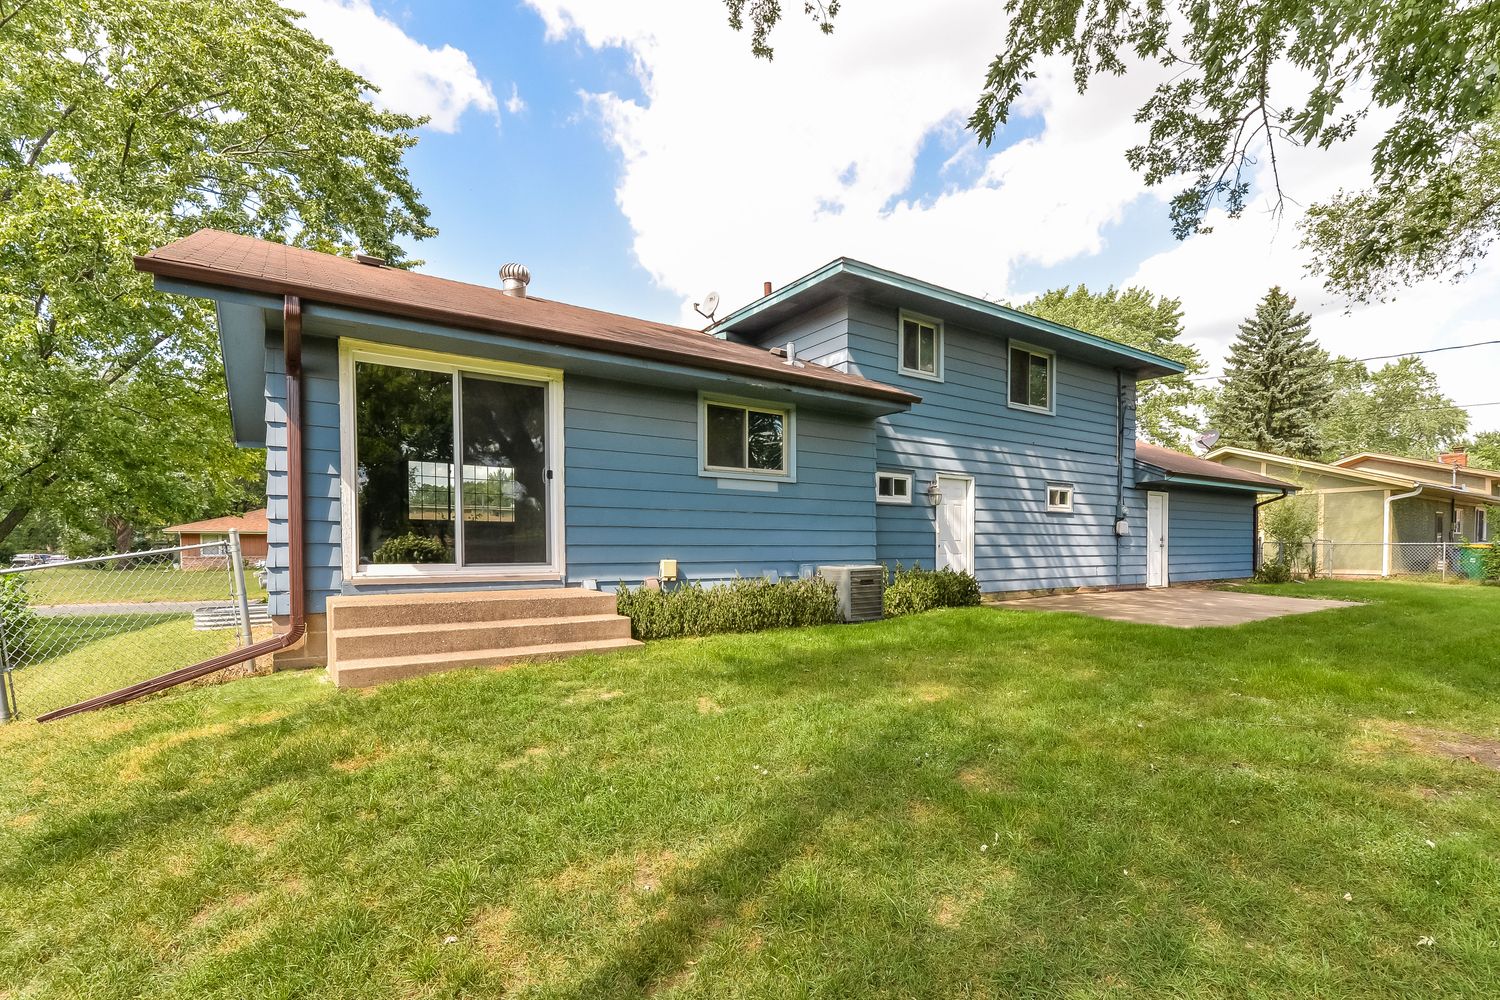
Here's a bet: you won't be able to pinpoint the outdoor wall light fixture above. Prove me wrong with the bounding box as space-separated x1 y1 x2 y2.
924 481 943 507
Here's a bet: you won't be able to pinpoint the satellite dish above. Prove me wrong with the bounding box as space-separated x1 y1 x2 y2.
1195 430 1221 451
693 291 720 322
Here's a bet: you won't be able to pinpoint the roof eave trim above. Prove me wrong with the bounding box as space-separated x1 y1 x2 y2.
136 255 920 408
1137 467 1295 493
713 257 1188 376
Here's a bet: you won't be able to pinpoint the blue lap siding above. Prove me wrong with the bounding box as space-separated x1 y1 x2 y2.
263 335 877 614
744 297 1146 593
1164 489 1255 582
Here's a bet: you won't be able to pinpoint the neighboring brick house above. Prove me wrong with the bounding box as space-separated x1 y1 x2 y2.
165 509 269 568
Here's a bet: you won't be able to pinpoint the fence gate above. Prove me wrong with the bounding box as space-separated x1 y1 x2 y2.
0 532 270 722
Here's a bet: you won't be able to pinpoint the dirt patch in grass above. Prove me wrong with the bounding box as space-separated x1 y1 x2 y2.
1374 722 1500 771
565 687 626 705
117 723 234 782
332 747 390 773
497 745 553 770
472 905 567 989
696 696 723 715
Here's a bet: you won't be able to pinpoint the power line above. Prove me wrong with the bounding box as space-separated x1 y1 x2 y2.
1183 338 1500 383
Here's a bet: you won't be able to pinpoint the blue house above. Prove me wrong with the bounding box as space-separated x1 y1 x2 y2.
137 231 1292 684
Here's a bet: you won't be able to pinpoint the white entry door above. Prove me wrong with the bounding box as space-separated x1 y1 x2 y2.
1146 491 1169 588
935 474 974 574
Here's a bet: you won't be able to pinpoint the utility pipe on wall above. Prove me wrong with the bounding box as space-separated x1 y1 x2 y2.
39 295 309 722
1381 485 1424 578
1252 491 1293 572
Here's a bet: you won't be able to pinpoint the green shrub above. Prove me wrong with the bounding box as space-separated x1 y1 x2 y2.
0 575 37 663
883 563 981 616
1254 560 1293 584
615 576 841 640
372 532 450 564
1482 544 1500 586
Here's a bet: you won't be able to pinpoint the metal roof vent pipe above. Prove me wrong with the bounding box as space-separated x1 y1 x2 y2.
500 262 531 298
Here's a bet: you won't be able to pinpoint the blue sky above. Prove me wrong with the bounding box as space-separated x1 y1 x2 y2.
294 0 1500 433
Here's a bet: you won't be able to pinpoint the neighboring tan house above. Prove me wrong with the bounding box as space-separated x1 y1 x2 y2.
1205 447 1495 576
134 230 1296 684
165 509 269 569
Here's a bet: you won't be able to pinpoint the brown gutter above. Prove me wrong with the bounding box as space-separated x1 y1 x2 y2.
38 296 308 722
135 255 920 407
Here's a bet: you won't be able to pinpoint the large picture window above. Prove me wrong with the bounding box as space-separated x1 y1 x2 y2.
701 398 791 477
344 344 560 575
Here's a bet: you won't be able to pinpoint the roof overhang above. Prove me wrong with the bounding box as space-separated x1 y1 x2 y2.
158 278 913 450
1135 468 1295 494
1205 447 1492 504
140 243 918 412
714 258 1187 379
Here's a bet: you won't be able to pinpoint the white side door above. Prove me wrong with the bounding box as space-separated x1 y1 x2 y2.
935 474 974 574
1146 491 1169 588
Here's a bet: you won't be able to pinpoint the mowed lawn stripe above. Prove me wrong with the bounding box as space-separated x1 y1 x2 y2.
2 581 1498 998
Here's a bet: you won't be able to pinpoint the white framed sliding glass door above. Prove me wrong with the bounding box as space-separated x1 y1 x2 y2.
338 339 564 581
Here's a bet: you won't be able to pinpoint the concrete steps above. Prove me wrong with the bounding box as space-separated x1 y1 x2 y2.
326 588 640 688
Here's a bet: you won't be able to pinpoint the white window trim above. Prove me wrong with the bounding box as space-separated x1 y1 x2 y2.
1007 339 1057 415
898 310 944 382
1046 484 1074 513
697 392 797 482
337 338 566 583
876 471 913 505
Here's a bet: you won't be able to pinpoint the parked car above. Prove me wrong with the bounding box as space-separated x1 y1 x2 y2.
9 553 52 568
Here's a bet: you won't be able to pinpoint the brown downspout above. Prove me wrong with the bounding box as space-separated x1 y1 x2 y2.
39 295 308 722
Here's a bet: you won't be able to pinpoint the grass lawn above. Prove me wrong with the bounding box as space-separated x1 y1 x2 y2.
12 565 267 606
2 581 1499 998
10 616 247 719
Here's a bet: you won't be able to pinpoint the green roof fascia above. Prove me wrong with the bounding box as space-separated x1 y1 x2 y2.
714 258 1187 377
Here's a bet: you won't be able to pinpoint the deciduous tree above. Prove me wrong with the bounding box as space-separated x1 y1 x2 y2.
1317 356 1468 460
0 0 434 549
727 1 1500 301
1017 285 1206 446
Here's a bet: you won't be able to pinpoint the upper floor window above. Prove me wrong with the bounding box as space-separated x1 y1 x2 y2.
899 312 943 380
1008 342 1055 414
702 397 792 478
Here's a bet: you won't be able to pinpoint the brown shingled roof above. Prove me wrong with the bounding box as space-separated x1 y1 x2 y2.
1136 441 1296 490
165 508 269 535
136 230 918 406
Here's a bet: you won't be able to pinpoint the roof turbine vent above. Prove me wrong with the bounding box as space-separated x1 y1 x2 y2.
499 262 531 298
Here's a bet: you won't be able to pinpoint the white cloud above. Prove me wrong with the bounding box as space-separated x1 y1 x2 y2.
505 83 527 116
290 0 498 132
531 0 1500 433
1125 122 1500 434
526 0 1168 312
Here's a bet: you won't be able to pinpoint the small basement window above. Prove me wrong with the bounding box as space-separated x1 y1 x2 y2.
899 312 942 380
877 472 912 504
702 399 790 476
1009 343 1055 413
1046 485 1074 512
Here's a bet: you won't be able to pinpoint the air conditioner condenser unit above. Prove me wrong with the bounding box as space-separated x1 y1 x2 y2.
817 564 886 623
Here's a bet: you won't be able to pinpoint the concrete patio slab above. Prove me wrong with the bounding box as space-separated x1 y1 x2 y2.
989 588 1359 628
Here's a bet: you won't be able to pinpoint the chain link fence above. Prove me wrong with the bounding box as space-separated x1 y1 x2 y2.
0 533 272 721
1260 540 1493 581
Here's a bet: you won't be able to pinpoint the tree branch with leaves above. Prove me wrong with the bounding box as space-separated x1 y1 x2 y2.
0 0 435 549
724 0 1500 302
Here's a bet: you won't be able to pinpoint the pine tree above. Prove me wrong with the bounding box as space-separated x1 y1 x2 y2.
1208 288 1330 458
